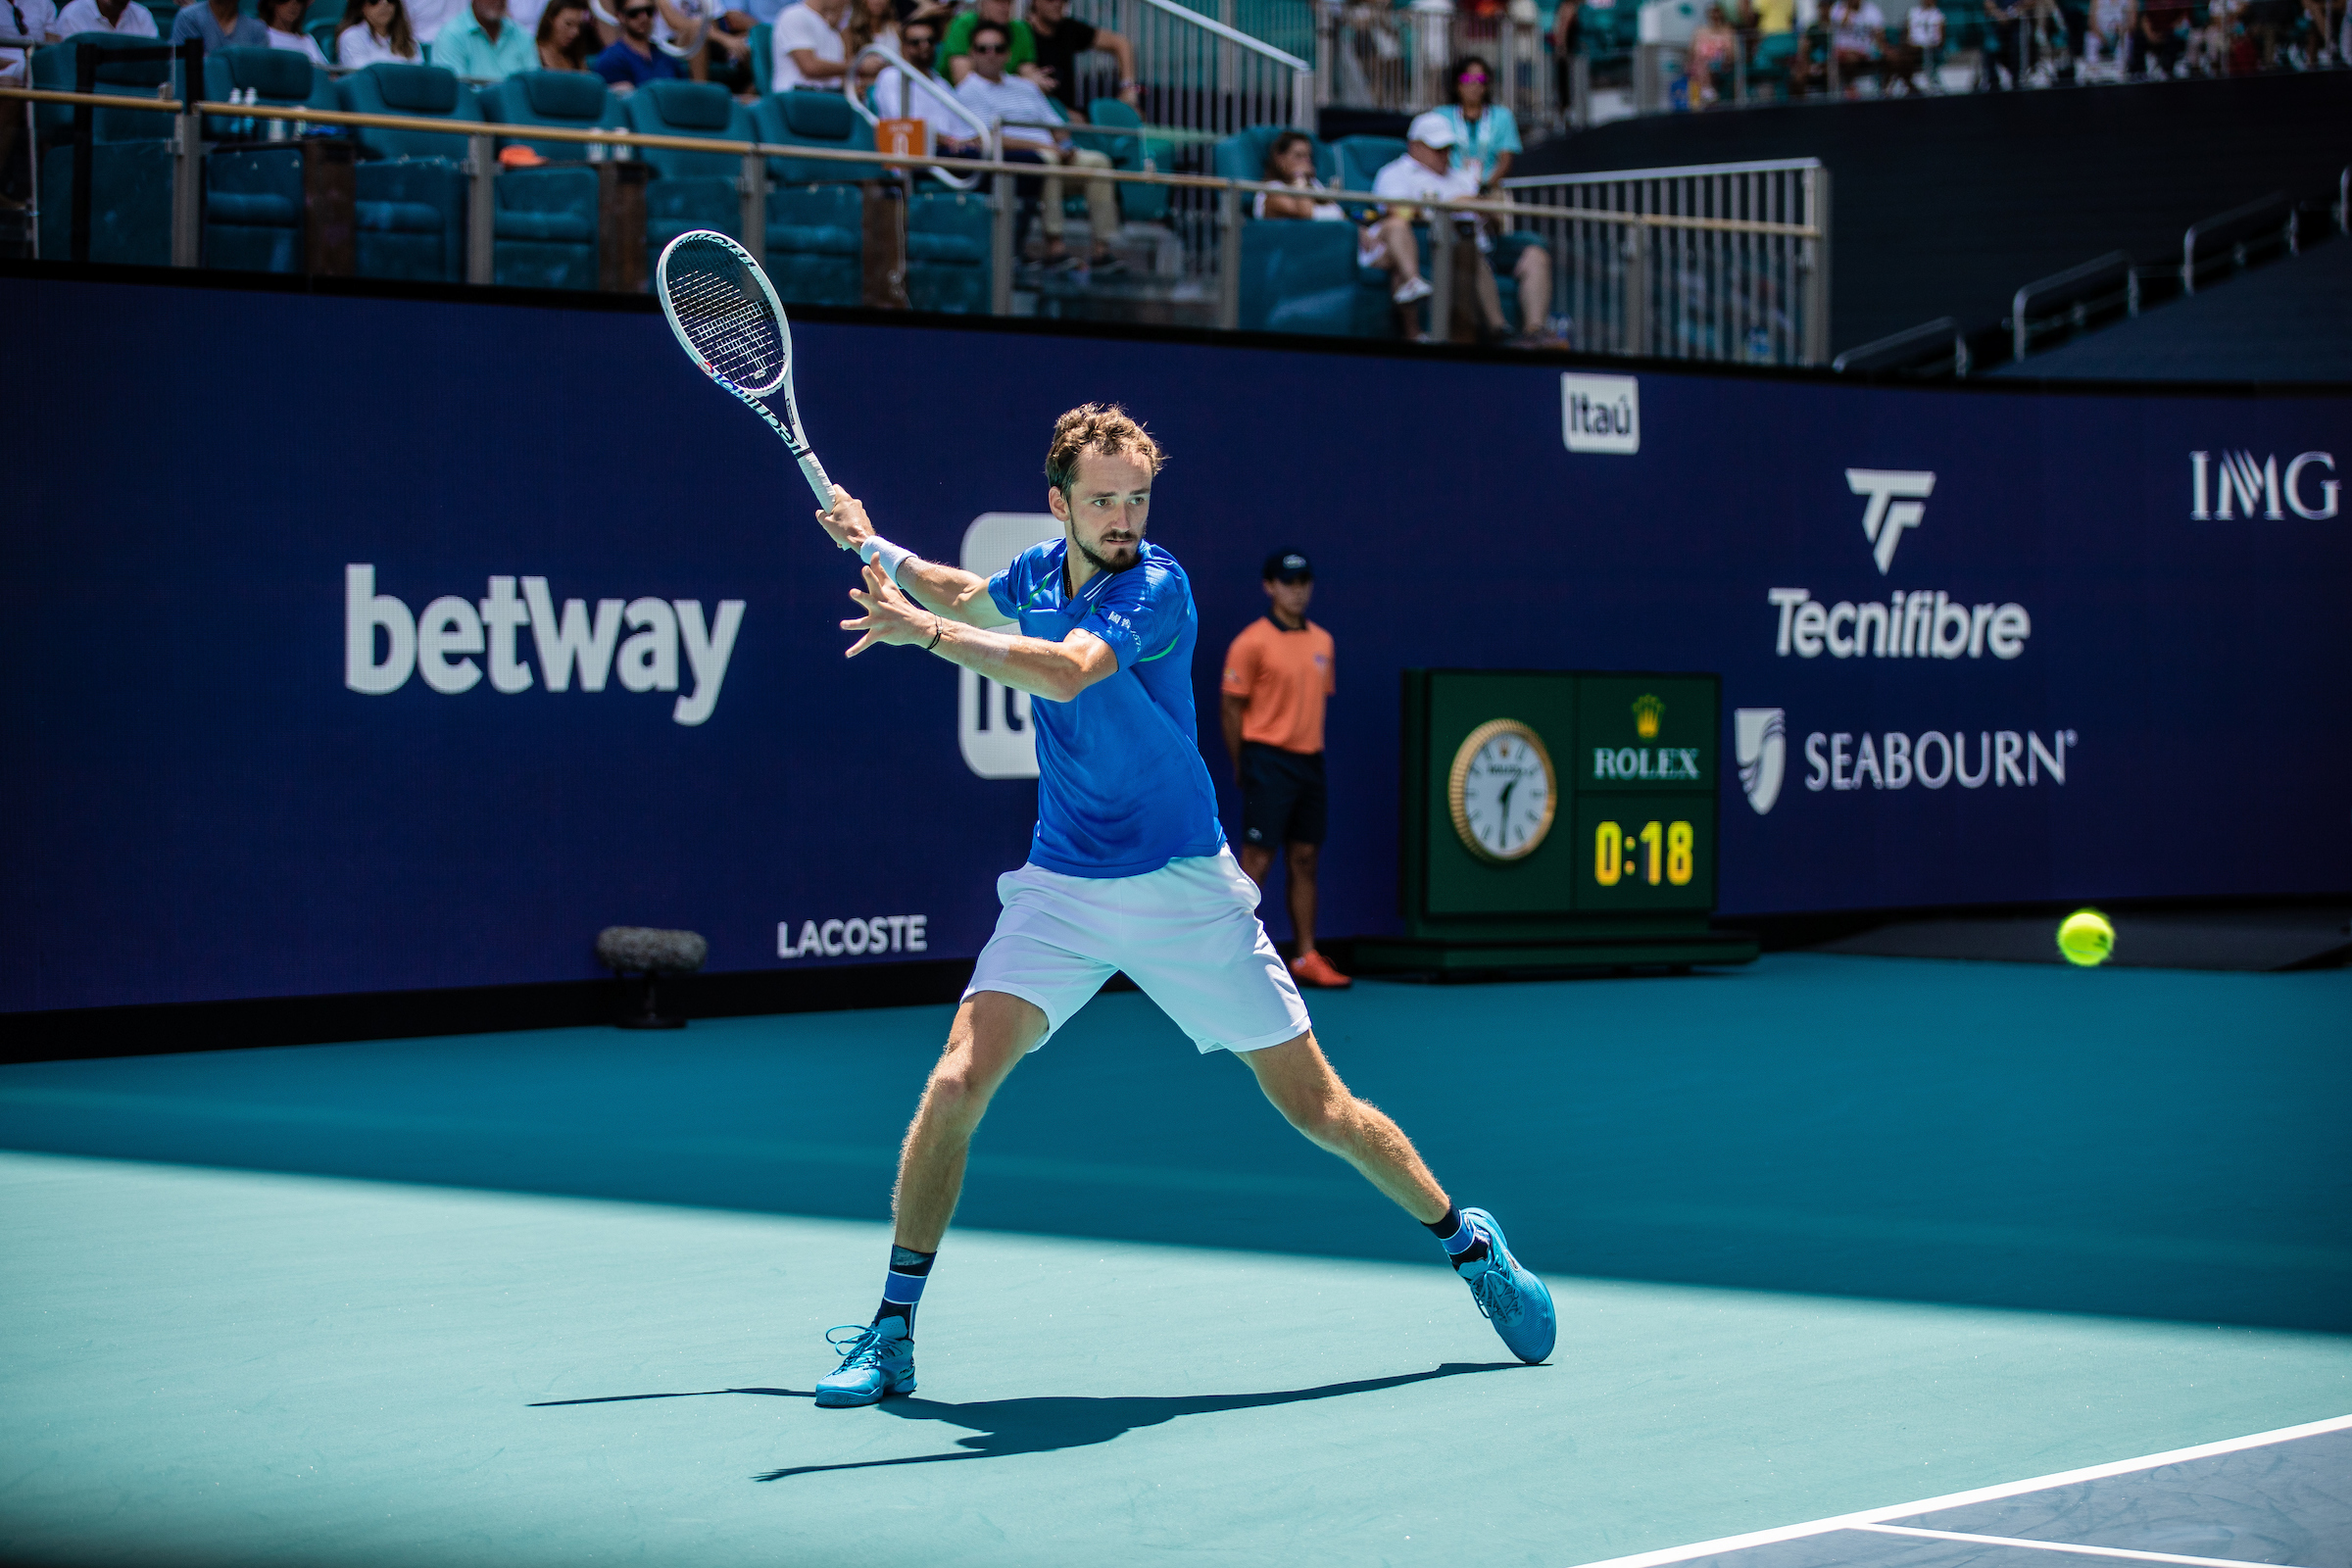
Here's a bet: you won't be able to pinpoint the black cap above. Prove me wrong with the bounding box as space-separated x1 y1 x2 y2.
1262 549 1313 583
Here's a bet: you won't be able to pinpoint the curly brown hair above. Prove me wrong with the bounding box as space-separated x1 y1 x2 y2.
1045 404 1164 495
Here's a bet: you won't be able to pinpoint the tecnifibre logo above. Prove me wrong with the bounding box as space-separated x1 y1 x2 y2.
344 565 746 725
2189 450 2338 520
1848 468 1936 573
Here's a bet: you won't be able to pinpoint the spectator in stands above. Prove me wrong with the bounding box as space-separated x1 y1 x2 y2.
1748 0 1807 88
2241 0 2288 62
1255 130 1424 310
1373 111 1552 344
2300 0 2344 61
654 0 749 86
1431 56 1518 189
2082 0 2126 68
844 0 896 82
49 0 159 36
337 0 420 65
2126 0 2186 72
595 0 681 82
956 18 1120 269
171 0 272 50
873 13 972 143
769 0 847 89
1222 549 1349 992
1980 0 2027 84
1887 0 1941 86
258 0 330 61
940 0 1037 83
1550 0 1581 126
1827 0 1884 88
0 0 56 178
1689 4 1739 102
1027 0 1140 120
435 0 537 77
534 0 592 66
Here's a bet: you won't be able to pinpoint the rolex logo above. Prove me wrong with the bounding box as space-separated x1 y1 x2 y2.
1632 693 1664 740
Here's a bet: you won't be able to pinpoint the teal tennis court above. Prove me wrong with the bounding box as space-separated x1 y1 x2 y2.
4 954 2348 1567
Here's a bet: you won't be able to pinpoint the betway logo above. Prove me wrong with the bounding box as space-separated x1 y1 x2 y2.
344 565 745 726
2189 451 2337 519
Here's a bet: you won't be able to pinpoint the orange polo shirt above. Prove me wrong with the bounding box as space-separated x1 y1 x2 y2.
1222 616 1336 755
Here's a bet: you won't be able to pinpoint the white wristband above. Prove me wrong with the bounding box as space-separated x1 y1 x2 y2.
858 536 914 585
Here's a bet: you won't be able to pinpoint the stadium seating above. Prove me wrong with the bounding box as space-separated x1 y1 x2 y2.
1212 124 1339 186
1332 133 1401 193
478 69 625 161
1239 220 1394 337
32 33 177 267
624 78 755 270
476 71 616 289
750 89 873 307
338 63 477 283
1082 97 1166 224
201 48 341 273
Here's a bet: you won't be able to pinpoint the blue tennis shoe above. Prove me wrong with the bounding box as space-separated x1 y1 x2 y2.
814 1318 917 1407
1456 1206 1556 1364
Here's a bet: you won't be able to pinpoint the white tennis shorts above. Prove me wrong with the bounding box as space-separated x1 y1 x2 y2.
963 849 1313 1054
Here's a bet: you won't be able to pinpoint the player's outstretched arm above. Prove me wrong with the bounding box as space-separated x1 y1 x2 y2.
841 564 1116 703
815 490 1011 628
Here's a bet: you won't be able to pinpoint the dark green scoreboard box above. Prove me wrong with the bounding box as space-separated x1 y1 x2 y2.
1353 670 1759 977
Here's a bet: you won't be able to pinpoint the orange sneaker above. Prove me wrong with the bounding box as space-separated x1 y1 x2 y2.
1290 951 1352 989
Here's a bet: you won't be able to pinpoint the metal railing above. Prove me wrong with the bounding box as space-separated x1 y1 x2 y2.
5 82 1827 356
1316 0 1554 128
1063 0 1313 140
1502 157 1830 365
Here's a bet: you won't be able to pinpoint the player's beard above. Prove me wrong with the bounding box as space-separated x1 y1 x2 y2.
1075 531 1141 575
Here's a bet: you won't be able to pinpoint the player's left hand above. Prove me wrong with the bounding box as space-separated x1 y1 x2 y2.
841 562 938 657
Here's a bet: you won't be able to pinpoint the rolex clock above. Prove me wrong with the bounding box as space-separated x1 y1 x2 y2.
1448 719 1557 862
1364 669 1756 977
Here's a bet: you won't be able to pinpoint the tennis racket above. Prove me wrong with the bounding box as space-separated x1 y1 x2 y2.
655 228 838 512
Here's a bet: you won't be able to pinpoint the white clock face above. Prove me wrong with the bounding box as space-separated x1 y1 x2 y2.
1455 724 1554 861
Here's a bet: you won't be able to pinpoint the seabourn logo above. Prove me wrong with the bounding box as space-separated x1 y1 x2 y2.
1734 708 1787 815
1804 727 2076 791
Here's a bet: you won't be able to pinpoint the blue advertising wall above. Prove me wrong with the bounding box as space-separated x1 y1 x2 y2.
4 272 2346 1012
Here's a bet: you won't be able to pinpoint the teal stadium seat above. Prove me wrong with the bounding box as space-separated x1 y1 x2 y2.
475 70 616 289
904 187 991 314
1082 97 1166 223
478 68 625 159
624 78 754 270
1212 124 1338 187
749 89 870 307
33 33 177 266
337 63 479 282
1332 133 1402 192
201 47 341 274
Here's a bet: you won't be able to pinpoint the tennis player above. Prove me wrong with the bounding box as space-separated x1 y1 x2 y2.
808 404 1554 1406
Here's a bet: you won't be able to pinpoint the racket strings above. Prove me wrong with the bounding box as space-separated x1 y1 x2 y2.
664 245 788 394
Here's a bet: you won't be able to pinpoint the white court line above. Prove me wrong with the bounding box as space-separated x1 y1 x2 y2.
1857 1523 2316 1568
1568 1411 2352 1568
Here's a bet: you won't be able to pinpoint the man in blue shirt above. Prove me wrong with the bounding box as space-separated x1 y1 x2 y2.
807 404 1555 1405
170 0 271 49
591 0 680 86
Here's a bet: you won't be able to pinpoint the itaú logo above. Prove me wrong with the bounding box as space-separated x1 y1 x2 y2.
2190 451 2338 520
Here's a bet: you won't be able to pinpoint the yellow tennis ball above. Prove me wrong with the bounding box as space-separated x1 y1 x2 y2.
2057 908 2115 967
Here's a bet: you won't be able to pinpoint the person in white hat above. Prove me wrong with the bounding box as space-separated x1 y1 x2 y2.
1371 110 1553 345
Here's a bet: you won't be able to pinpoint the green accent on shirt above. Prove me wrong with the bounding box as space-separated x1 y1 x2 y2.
938 10 1036 69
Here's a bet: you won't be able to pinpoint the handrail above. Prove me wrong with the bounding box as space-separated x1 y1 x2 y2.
0 83 1821 234
850 39 994 190
1118 0 1309 72
1504 156 1828 189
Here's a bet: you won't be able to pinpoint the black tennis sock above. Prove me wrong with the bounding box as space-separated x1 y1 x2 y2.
872 1244 935 1333
1426 1204 1491 1267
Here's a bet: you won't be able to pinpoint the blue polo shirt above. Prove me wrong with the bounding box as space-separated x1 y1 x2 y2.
989 538 1225 879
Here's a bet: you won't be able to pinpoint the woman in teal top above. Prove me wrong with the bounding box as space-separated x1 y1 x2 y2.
1433 56 1521 189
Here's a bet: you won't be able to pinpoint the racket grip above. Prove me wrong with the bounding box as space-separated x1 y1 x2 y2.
799 452 838 514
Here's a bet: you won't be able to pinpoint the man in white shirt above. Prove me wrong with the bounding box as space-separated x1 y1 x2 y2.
872 15 983 154
769 0 845 92
955 20 1118 269
1828 0 1885 86
1371 111 1551 344
50 0 157 37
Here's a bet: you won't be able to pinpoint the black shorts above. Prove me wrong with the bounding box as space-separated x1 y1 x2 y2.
1240 742 1327 849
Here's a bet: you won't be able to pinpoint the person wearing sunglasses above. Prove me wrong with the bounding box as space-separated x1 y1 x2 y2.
431 0 538 80
955 19 1121 270
593 0 682 83
1430 55 1519 189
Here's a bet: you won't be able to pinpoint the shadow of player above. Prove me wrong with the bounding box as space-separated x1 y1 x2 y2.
750 1360 1524 1481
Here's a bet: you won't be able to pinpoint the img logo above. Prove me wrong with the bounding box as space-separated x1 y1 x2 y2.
1734 708 1787 815
1561 372 1640 456
2189 450 2337 520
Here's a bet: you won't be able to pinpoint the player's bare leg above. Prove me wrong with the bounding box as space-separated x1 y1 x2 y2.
814 990 1043 1407
1244 1032 1558 1363
1241 1033 1447 1220
891 990 1048 1251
